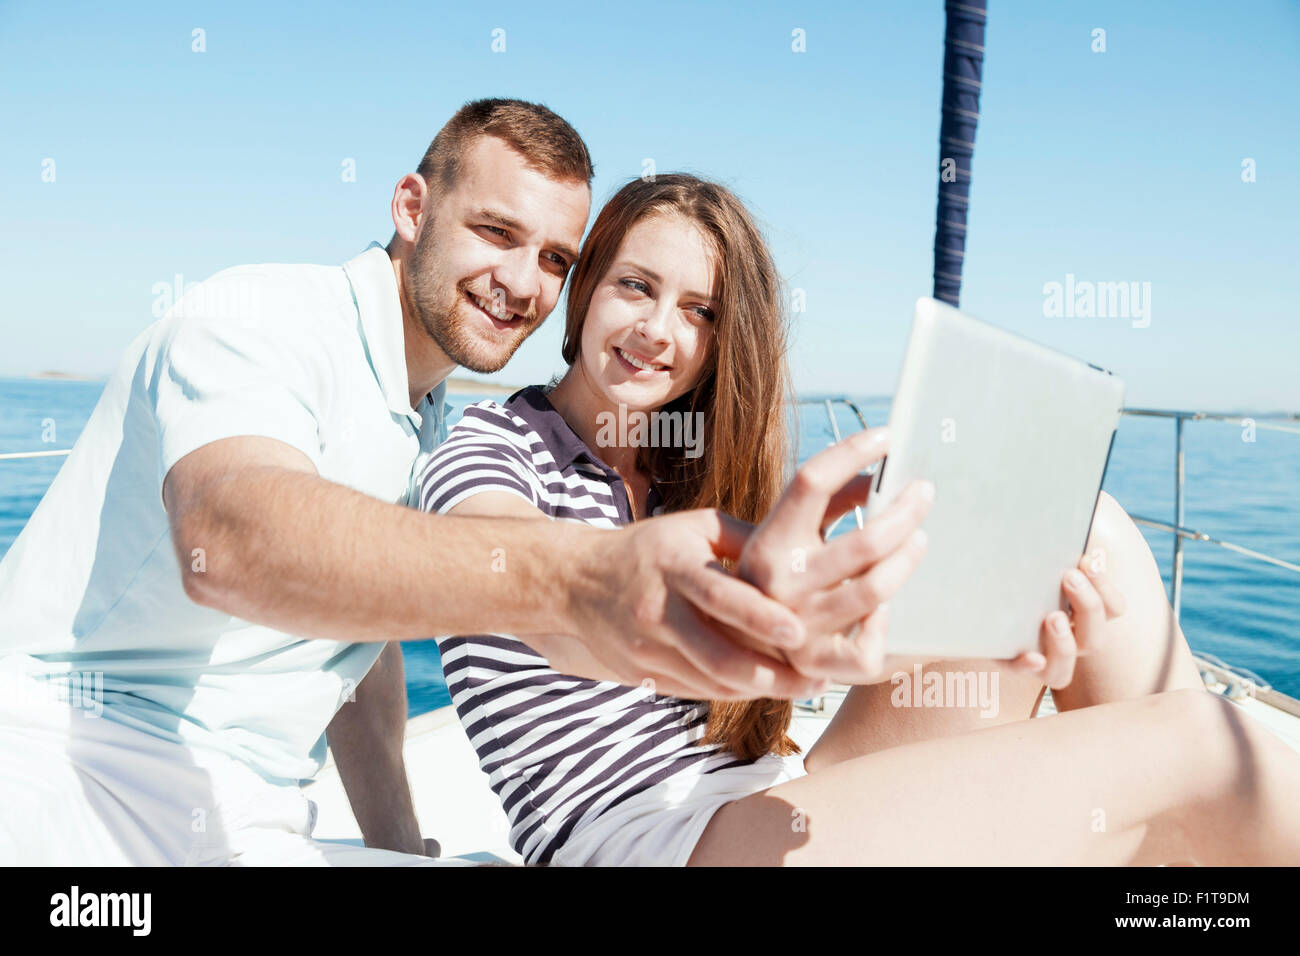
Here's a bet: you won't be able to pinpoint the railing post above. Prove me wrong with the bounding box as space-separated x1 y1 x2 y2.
823 399 843 444
1172 415 1186 622
821 399 864 531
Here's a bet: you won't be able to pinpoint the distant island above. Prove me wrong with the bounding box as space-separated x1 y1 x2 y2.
444 376 520 396
24 370 521 395
30 371 100 381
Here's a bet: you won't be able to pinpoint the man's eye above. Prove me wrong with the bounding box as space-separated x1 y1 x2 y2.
481 225 507 238
546 252 568 268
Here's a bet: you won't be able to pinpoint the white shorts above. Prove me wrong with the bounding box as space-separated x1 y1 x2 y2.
550 752 807 867
0 654 465 866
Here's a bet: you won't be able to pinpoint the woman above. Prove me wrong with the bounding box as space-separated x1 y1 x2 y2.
414 174 1300 866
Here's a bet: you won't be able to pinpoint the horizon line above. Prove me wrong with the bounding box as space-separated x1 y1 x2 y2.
3 375 1297 418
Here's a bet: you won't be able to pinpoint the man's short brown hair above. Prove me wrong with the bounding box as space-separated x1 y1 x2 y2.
417 98 594 194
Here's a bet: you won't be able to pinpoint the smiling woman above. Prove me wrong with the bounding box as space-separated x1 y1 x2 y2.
556 176 791 525
561 211 718 407
409 173 808 866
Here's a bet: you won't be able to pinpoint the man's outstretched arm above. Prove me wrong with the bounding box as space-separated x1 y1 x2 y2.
162 435 823 701
164 434 827 853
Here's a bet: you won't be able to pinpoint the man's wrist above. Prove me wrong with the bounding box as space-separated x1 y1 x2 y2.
542 520 608 638
361 817 425 856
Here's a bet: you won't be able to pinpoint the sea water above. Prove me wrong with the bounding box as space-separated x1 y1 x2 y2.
1 377 1296 710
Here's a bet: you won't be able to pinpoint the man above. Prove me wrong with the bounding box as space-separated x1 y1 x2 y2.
0 99 922 865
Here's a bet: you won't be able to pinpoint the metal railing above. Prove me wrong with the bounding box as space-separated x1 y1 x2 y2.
791 400 1300 622
796 397 872 535
1119 409 1300 624
7 402 1298 644
791 399 1300 710
1115 408 1300 713
0 448 72 461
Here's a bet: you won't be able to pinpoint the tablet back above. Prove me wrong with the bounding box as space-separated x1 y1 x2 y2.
861 297 1125 659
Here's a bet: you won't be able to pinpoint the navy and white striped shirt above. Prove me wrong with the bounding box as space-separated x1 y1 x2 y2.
415 385 754 865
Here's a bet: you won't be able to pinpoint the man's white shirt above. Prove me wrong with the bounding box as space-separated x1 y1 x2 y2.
0 242 449 785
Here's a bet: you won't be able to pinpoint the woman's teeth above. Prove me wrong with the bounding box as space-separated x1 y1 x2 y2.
616 347 667 372
471 292 515 322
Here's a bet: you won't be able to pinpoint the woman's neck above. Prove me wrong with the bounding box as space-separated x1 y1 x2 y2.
546 370 643 482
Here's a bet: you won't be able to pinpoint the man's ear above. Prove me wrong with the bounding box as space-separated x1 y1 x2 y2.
391 173 430 244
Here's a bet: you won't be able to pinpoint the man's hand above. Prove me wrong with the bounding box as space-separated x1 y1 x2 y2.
544 509 829 702
736 427 935 684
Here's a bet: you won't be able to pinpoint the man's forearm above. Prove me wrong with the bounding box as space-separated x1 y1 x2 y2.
163 436 826 702
174 460 597 643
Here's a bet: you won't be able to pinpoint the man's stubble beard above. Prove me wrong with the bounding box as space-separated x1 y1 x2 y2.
406 230 537 375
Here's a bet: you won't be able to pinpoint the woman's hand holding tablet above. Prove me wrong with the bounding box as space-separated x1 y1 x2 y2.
737 426 1131 689
1009 545 1129 688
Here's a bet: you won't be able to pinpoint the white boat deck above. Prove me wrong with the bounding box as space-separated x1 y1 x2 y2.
305 667 1300 864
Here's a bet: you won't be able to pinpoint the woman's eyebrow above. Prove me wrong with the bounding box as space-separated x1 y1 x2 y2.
617 260 661 283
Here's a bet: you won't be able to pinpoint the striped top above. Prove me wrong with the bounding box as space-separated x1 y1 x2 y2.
414 385 754 865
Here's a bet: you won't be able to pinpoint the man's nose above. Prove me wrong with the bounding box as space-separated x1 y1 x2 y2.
492 247 542 308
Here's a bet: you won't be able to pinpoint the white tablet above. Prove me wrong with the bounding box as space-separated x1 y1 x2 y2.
860 297 1125 660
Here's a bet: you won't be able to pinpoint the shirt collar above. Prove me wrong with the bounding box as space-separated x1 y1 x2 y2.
505 385 592 472
342 242 422 423
505 385 662 521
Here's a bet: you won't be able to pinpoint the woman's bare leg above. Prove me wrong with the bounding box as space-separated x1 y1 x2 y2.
804 492 1203 771
1052 491 1203 709
690 689 1300 866
803 663 1044 768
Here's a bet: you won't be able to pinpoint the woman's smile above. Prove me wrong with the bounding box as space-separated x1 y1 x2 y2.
612 346 670 375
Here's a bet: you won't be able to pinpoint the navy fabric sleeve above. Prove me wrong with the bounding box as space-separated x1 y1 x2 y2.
415 402 540 515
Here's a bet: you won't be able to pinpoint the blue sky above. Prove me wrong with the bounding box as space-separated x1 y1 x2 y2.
2 0 1297 410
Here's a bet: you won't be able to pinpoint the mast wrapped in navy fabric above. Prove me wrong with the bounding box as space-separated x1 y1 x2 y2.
932 0 987 307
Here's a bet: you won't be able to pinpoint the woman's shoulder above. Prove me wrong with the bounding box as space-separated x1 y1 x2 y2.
419 386 551 482
415 387 551 514
446 386 545 446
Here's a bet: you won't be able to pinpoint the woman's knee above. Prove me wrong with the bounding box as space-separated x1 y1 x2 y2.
1058 493 1203 702
1086 491 1146 574
1086 491 1181 639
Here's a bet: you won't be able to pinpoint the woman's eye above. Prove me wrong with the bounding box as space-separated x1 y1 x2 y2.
693 306 716 321
620 278 649 294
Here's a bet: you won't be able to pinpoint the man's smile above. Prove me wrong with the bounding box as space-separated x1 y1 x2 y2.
464 289 521 330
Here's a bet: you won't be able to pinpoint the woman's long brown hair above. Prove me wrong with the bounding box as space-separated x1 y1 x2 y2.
561 174 799 761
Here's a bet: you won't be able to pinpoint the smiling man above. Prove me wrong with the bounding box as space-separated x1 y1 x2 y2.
0 99 916 866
